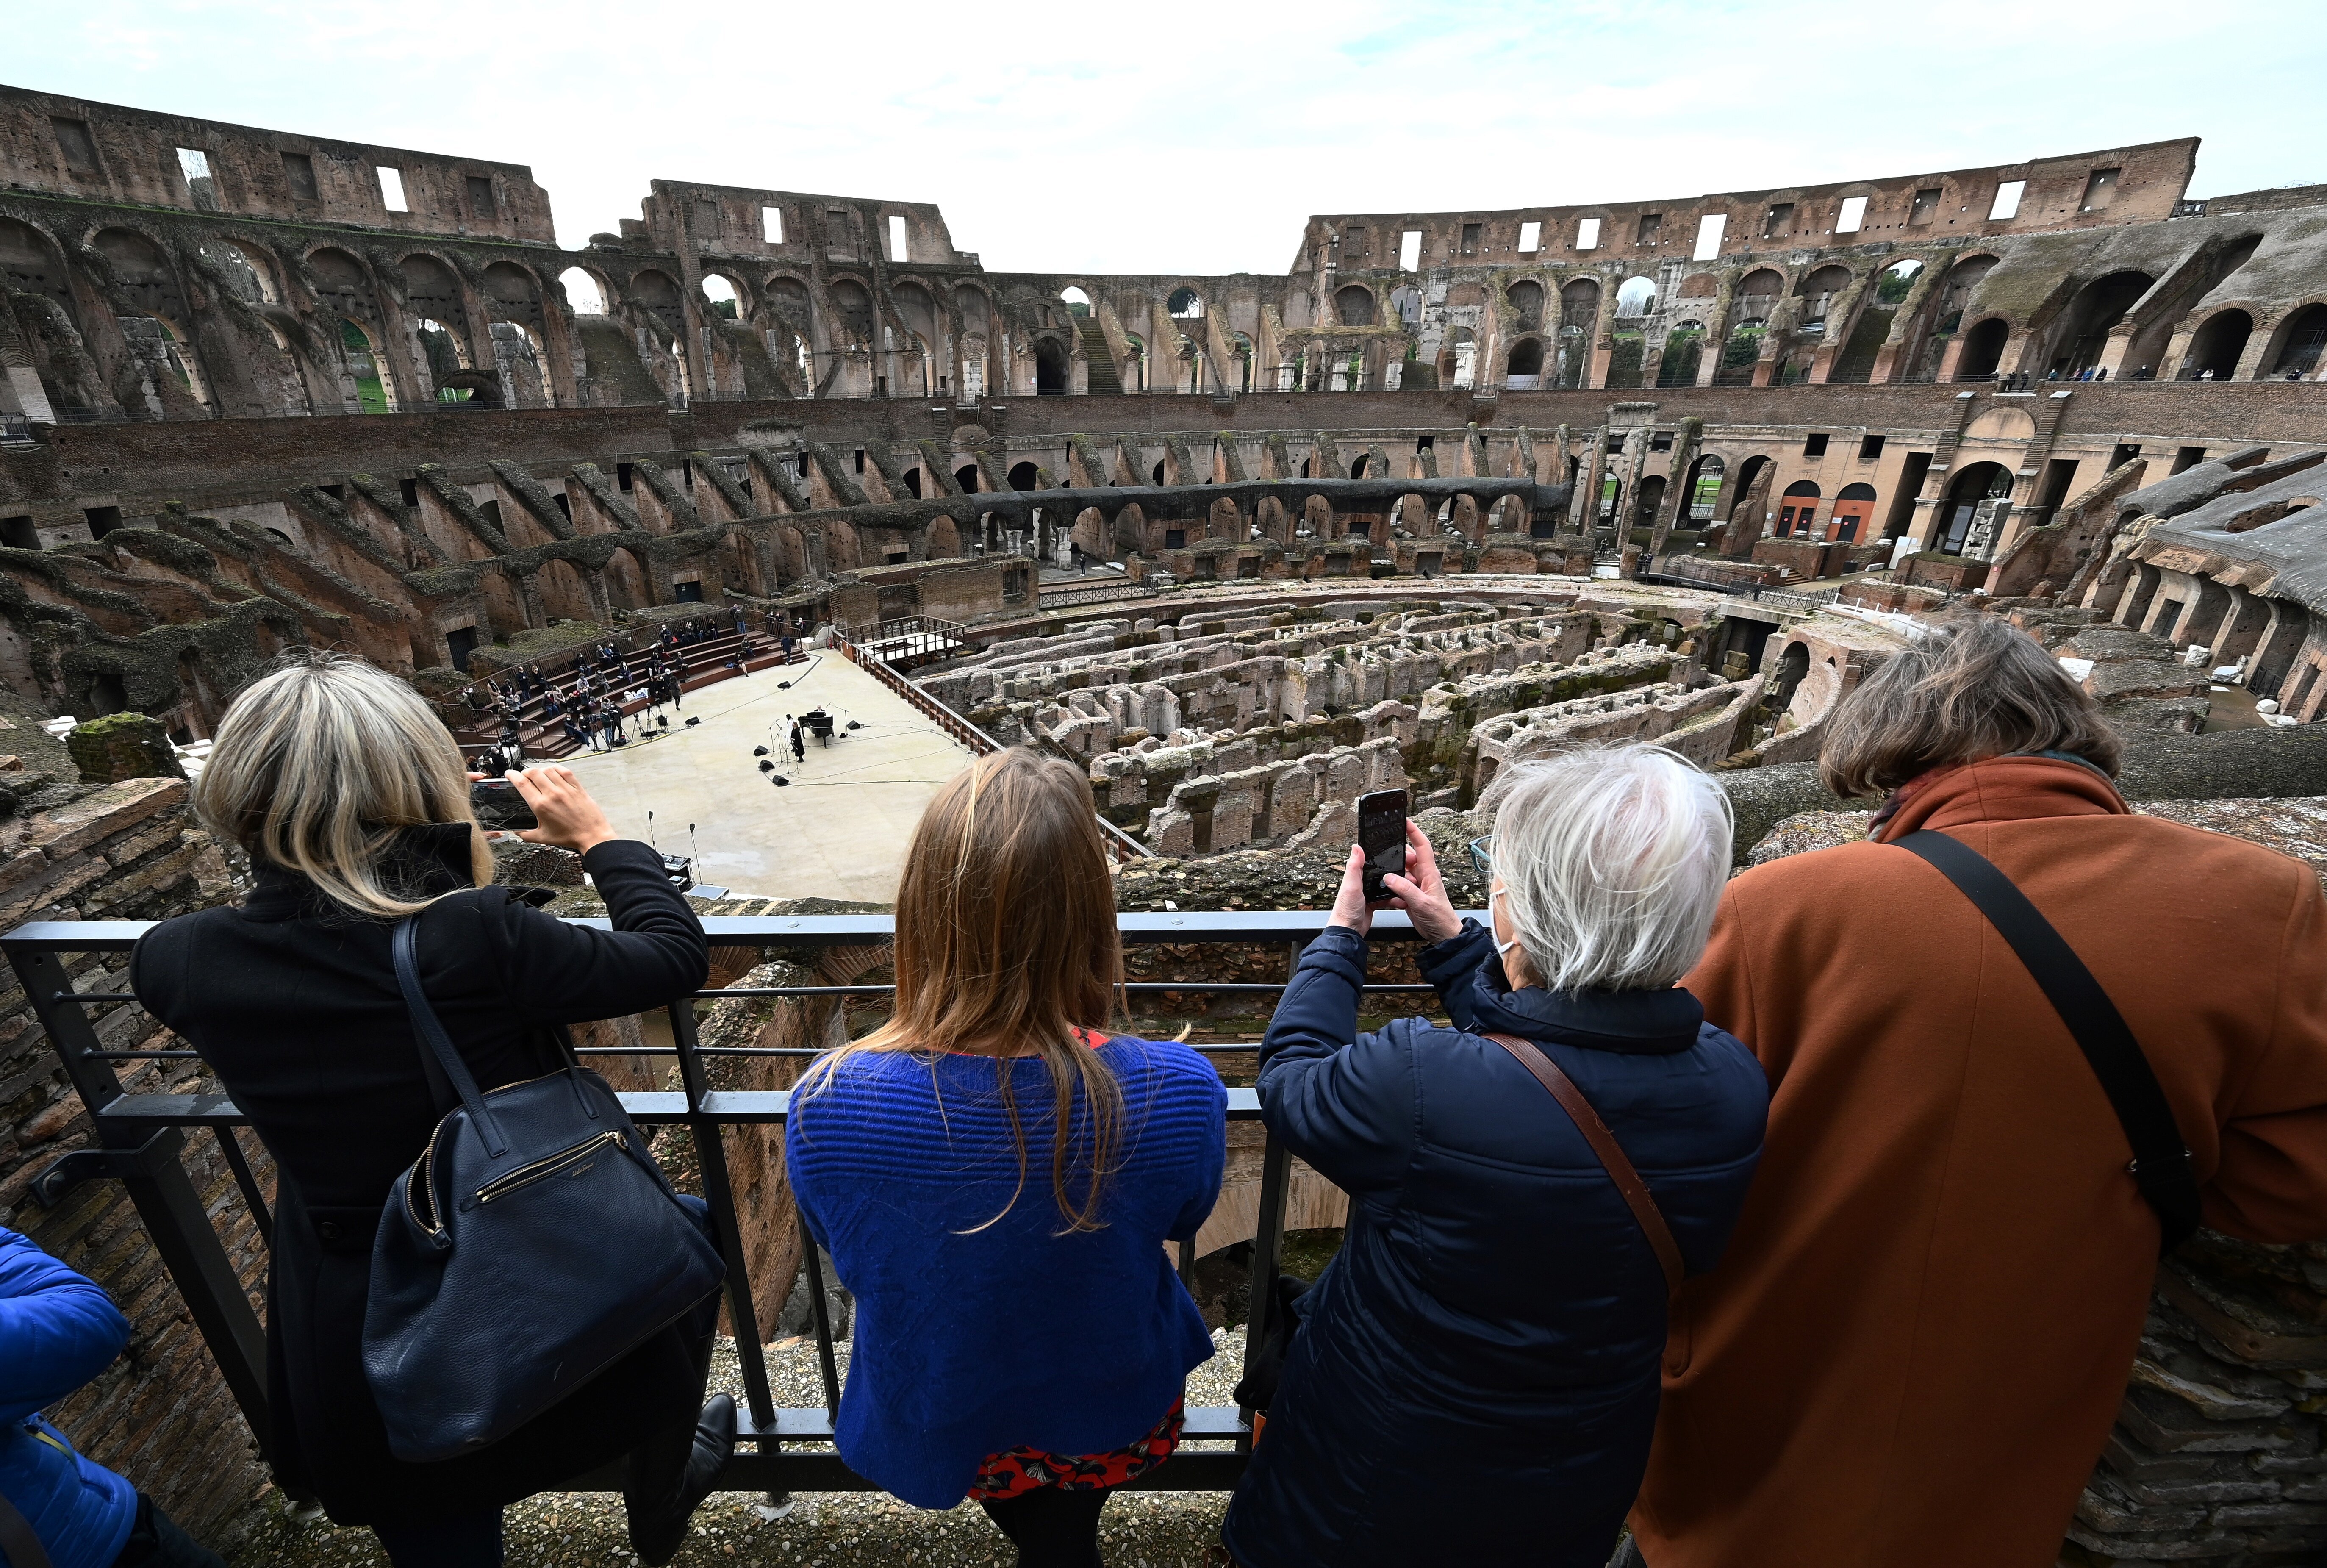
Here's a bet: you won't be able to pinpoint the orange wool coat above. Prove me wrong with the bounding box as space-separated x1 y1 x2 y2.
1633 756 2327 1568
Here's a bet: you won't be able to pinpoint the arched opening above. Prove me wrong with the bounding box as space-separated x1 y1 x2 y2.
1349 454 1368 480
1505 338 1544 388
412 317 471 401
1439 327 1477 390
1334 285 1376 327
1009 461 1041 492
1875 258 1925 305
1656 322 1704 388
1935 462 2014 554
1955 317 2011 381
1508 280 1545 332
1614 276 1657 319
2053 270 2155 376
700 273 741 320
340 319 392 413
1556 278 1600 389
1122 333 1145 394
955 464 982 494
1168 288 1204 319
1832 481 1878 543
1686 454 1727 521
1633 474 1667 531
1778 480 1822 537
2266 304 2327 378
200 240 278 305
1061 286 1092 317
1726 455 1772 536
1795 264 1853 336
1034 339 1069 396
558 266 607 315
901 467 922 499
1717 269 1783 385
2181 310 2253 380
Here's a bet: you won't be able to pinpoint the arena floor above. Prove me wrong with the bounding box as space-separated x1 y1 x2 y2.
560 651 977 903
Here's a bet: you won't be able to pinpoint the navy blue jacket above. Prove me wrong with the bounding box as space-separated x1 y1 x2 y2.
1221 921 1767 1568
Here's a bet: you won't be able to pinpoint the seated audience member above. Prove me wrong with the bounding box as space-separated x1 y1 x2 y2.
1221 747 1768 1568
1 1227 225 1567
786 748 1224 1568
130 652 725 1568
1630 616 2327 1568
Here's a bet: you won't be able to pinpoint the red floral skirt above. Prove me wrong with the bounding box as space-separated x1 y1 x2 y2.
968 1399 1185 1501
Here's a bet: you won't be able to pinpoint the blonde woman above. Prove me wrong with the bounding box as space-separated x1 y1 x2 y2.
785 748 1225 1568
130 652 725 1568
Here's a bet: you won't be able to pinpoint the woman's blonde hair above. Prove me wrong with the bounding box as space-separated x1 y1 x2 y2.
194 650 493 918
1482 744 1733 993
1819 614 2121 799
797 747 1126 1233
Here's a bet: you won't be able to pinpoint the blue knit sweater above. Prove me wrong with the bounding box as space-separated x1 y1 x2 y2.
785 1036 1225 1507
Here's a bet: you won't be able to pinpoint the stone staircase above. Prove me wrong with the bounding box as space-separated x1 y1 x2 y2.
1076 316 1123 395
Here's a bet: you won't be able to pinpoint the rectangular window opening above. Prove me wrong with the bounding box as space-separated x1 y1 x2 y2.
1989 180 2026 221
1858 433 1886 461
1516 221 1541 254
52 117 98 174
2080 169 2121 213
466 175 496 220
281 151 317 201
0 515 38 551
1908 188 1941 226
616 462 635 492
1836 195 1868 234
1803 433 1830 458
2172 445 2208 475
176 147 217 212
377 166 408 213
1692 214 1726 260
1399 229 1423 271
762 205 785 244
889 214 910 263
1575 217 1601 250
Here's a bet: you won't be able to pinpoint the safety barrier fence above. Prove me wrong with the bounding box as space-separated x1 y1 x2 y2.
2 909 1464 1496
832 630 1154 864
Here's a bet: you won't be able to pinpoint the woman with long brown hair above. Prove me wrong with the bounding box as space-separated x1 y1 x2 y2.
786 748 1224 1567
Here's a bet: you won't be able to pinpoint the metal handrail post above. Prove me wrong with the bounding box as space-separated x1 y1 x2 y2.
664 996 778 1431
6 949 272 1442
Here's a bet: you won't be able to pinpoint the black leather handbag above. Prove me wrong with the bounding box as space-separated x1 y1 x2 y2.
363 915 726 1463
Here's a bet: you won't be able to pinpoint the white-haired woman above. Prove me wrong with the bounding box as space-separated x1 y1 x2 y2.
130 652 727 1568
1220 747 1769 1568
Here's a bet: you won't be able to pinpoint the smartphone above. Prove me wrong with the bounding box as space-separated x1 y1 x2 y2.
1357 788 1408 905
470 777 538 832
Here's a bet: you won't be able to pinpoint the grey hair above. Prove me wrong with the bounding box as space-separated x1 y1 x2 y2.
1819 613 2121 799
1481 744 1734 993
193 650 492 919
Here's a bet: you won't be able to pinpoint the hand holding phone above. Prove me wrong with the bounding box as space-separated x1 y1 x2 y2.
469 777 539 832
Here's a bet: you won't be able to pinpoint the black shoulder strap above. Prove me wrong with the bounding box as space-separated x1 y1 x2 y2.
1894 829 2201 1255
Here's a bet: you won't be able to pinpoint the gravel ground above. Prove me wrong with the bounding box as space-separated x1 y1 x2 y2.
227 1332 1248 1567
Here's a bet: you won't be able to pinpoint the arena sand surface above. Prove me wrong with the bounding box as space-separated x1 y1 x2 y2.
560 652 977 904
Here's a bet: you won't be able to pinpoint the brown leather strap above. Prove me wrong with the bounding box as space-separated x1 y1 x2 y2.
1482 1032 1684 1295
0 1482 55 1568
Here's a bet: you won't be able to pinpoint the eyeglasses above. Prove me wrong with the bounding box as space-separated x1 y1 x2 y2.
1469 836 1492 883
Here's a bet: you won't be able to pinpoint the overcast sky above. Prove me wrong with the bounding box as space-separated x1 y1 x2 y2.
17 0 2326 275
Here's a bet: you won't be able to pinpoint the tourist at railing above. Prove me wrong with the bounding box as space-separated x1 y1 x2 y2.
786 748 1225 1568
1220 748 1769 1568
1630 616 2327 1568
0 1225 226 1568
126 652 728 1568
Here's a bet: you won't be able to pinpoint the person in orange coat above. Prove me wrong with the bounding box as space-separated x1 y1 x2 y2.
1628 615 2327 1568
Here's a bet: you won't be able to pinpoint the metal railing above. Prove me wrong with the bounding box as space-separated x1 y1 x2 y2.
3 910 1459 1495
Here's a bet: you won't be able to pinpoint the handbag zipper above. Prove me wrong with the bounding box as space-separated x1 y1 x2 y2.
474 1129 627 1205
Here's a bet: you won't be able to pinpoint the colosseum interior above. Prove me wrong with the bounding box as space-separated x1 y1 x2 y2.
6 75 2327 1567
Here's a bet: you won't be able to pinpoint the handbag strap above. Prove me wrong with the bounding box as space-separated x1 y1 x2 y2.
391 916 508 1157
1481 1032 1684 1294
1892 829 2200 1255
0 1481 54 1568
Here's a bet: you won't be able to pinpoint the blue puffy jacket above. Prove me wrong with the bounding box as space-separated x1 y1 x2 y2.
0 1227 139 1568
1220 921 1768 1568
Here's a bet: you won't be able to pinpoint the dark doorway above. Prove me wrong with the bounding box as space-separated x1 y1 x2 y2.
956 465 981 494
1009 462 1040 491
1936 462 2014 553
1778 480 1821 537
1034 341 1068 395
446 627 477 672
2269 305 2327 378
2182 310 2252 380
1956 318 2010 380
673 580 705 603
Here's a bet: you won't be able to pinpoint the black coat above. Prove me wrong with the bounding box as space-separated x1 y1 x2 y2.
131 828 711 1525
1220 922 1768 1568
